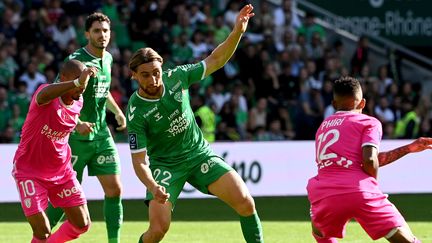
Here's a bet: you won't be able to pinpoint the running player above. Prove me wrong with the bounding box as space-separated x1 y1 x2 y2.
46 13 125 243
12 60 97 242
307 76 431 242
127 4 263 243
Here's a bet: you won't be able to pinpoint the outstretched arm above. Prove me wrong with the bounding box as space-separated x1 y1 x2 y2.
203 4 254 76
378 137 432 167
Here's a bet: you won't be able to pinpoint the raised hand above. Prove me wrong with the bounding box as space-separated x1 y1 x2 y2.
78 66 99 88
234 4 255 34
408 137 432 153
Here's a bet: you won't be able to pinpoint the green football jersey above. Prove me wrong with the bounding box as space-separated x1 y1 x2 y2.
66 48 112 141
127 61 214 166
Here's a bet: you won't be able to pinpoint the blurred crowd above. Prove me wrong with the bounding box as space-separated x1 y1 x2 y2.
0 0 431 143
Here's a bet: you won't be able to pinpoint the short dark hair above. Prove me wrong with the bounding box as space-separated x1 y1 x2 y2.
60 59 85 78
333 76 361 97
85 12 110 31
129 48 163 72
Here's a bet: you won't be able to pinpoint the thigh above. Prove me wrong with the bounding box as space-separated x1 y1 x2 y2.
69 139 93 182
63 203 90 228
87 137 121 176
97 174 122 197
27 212 51 237
15 177 49 217
146 165 188 209
48 176 87 209
354 192 406 240
310 194 355 239
188 155 233 195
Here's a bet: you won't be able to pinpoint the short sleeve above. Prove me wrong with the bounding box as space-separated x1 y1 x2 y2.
126 103 147 153
361 118 382 150
176 61 206 87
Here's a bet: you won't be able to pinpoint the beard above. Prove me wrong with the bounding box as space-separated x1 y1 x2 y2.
140 85 162 97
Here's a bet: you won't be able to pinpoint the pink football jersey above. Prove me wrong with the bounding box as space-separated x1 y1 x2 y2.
307 111 383 203
12 84 83 182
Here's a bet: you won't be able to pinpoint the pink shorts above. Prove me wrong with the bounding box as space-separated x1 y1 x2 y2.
14 176 86 217
310 192 406 240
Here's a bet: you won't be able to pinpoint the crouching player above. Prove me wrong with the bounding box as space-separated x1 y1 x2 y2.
12 60 97 242
307 76 431 242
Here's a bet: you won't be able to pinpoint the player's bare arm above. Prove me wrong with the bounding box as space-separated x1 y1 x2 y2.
378 137 432 166
362 146 379 178
204 4 254 76
131 151 170 204
36 66 97 105
107 92 127 131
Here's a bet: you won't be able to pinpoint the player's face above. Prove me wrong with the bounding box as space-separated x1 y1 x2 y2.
133 61 163 97
86 21 111 50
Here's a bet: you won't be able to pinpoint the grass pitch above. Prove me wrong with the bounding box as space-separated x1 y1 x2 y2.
1 195 431 242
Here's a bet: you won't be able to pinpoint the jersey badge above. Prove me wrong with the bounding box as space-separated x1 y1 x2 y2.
129 133 137 149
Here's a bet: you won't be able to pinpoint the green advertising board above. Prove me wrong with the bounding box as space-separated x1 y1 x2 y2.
306 0 432 46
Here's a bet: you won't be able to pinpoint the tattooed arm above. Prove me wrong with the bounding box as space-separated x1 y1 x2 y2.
378 137 432 167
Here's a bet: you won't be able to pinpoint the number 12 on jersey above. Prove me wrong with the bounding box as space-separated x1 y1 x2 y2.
316 129 352 169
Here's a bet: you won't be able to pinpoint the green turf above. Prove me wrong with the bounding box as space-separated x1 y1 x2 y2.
1 194 431 242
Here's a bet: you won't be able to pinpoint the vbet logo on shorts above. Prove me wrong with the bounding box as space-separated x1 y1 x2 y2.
57 186 79 199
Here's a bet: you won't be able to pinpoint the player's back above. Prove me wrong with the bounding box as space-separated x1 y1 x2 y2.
307 111 383 203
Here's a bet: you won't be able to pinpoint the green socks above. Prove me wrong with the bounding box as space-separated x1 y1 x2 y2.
240 213 264 243
46 203 65 228
104 196 123 243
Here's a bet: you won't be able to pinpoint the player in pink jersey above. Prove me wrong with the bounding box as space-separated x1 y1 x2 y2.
12 59 98 243
307 76 432 243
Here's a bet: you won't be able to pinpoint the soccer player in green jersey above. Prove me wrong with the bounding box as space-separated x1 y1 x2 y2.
127 5 263 243
46 13 125 243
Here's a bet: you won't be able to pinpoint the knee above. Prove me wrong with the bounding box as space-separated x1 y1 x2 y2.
105 185 122 197
78 221 91 234
235 194 256 216
32 224 51 240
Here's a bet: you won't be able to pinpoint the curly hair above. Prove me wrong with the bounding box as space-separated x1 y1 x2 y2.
85 12 110 31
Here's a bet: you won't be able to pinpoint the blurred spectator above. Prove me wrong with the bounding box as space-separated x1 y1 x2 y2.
248 97 269 133
374 96 395 123
18 59 47 95
51 15 77 51
296 85 324 140
15 8 43 50
0 44 15 89
351 35 369 76
193 95 216 143
394 98 420 139
297 11 325 43
0 86 12 142
377 65 394 95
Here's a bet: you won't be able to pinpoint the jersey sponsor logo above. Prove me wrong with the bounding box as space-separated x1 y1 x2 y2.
96 155 117 164
57 186 79 198
154 112 163 122
24 198 31 208
41 124 68 142
93 82 110 98
128 105 136 121
167 112 190 136
143 106 158 118
174 92 182 102
172 81 181 92
129 133 137 149
168 109 180 120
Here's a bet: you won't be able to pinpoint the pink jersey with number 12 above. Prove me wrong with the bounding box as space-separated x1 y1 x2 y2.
12 84 83 182
307 111 383 203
